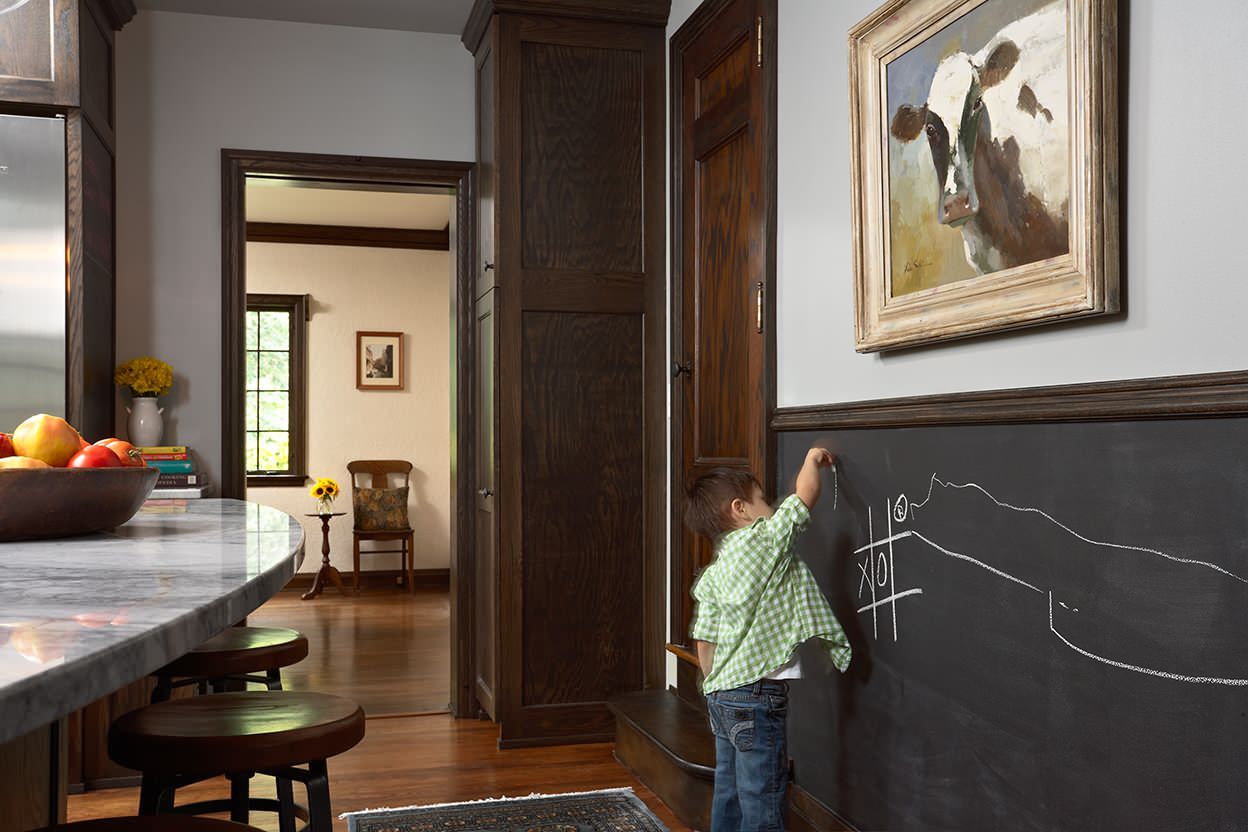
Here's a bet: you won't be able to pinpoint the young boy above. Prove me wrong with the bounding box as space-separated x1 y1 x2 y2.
685 448 852 832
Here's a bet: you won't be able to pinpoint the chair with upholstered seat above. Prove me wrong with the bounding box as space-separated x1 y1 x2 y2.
347 460 415 593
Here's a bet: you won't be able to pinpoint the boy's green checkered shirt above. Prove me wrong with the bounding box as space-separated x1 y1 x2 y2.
691 494 852 694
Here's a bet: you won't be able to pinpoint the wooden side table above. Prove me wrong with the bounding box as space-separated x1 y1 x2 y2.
301 513 347 601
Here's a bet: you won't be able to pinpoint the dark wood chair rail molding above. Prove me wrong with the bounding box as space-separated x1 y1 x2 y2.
771 370 1248 432
245 222 451 251
462 0 672 51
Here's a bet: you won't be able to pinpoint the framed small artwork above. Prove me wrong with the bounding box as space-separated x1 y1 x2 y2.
849 0 1118 351
356 331 404 390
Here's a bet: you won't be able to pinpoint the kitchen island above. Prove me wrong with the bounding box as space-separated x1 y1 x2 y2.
0 500 305 832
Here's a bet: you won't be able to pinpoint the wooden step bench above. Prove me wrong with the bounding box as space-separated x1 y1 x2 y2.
608 689 714 830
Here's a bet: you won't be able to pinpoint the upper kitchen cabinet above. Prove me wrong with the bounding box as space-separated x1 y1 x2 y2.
0 0 134 115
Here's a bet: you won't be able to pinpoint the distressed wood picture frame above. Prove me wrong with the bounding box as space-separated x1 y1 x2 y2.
849 0 1118 352
356 331 405 391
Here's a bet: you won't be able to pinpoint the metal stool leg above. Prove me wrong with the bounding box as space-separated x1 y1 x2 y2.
277 776 297 832
139 774 175 815
151 675 173 703
305 760 332 832
229 773 251 823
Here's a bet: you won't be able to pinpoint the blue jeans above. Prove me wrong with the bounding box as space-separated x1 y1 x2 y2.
706 679 789 832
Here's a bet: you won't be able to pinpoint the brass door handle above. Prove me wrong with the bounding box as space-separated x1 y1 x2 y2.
755 281 764 333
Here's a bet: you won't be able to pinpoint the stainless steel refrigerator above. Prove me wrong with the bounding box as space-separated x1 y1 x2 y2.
0 114 65 433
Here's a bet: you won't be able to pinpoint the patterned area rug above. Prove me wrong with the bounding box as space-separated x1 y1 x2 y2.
342 788 669 832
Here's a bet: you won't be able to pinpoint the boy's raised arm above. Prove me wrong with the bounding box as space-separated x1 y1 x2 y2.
795 447 836 509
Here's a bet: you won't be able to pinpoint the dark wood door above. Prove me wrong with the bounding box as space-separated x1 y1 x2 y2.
671 0 777 656
474 289 498 720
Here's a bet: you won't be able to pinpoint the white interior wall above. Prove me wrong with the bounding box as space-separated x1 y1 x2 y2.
246 243 452 574
773 0 1248 407
114 11 474 487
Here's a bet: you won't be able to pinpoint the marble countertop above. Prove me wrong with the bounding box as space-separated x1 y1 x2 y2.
0 499 304 745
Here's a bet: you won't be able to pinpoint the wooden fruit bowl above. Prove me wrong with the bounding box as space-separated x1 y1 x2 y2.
0 467 160 542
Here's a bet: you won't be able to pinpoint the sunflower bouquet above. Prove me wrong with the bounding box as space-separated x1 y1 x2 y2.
114 357 174 397
310 477 340 515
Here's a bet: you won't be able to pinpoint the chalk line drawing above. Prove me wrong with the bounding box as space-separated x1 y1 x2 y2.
909 475 1248 585
852 473 1248 686
1048 592 1248 686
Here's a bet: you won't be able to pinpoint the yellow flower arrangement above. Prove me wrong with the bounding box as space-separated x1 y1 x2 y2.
114 357 174 397
309 477 340 501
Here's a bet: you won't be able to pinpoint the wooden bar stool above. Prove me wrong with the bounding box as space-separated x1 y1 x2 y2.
151 627 309 702
38 819 264 832
108 691 365 832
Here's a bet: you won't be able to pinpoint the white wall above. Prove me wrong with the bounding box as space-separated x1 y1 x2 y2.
114 11 474 487
773 0 1248 407
246 244 452 574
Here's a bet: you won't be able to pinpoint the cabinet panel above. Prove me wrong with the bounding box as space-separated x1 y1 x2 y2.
473 290 498 719
0 0 78 106
476 29 497 297
520 311 644 706
520 41 643 273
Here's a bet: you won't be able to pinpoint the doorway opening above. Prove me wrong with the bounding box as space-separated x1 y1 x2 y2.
221 150 476 718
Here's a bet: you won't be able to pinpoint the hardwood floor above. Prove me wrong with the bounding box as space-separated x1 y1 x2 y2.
67 715 689 831
67 586 691 831
246 585 451 716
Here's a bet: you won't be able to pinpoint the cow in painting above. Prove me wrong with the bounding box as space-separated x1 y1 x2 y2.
890 2 1069 275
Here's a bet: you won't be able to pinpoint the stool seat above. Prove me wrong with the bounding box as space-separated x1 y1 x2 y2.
109 691 365 778
158 627 308 679
38 819 263 832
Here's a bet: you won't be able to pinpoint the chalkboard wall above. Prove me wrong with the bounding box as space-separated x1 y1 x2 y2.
778 419 1248 831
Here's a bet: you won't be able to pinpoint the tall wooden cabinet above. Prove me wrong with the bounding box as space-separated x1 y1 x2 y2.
463 0 670 747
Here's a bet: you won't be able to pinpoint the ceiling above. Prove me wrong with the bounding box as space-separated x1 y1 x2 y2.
134 0 473 35
245 181 453 230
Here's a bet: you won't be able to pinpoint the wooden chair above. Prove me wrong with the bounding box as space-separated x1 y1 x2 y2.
347 460 415 593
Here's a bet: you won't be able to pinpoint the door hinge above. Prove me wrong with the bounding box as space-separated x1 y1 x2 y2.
755 282 765 333
755 16 763 68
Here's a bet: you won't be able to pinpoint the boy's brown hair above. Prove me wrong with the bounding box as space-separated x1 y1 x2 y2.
684 468 762 541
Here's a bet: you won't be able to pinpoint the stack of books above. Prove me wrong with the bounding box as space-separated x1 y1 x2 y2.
141 446 211 506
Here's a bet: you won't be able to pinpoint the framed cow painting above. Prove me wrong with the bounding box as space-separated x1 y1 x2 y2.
849 0 1118 351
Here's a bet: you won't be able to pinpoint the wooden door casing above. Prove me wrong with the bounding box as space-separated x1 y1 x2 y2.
670 0 777 656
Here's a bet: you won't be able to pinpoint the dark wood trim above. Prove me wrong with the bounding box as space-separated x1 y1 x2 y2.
668 0 778 653
246 474 306 488
462 0 671 52
283 568 450 592
65 112 85 432
245 292 308 481
640 0 669 699
771 370 1248 432
787 783 859 832
245 222 450 251
221 149 477 719
89 0 136 30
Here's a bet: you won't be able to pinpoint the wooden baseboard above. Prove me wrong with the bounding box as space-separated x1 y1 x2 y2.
283 568 449 591
787 784 859 832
